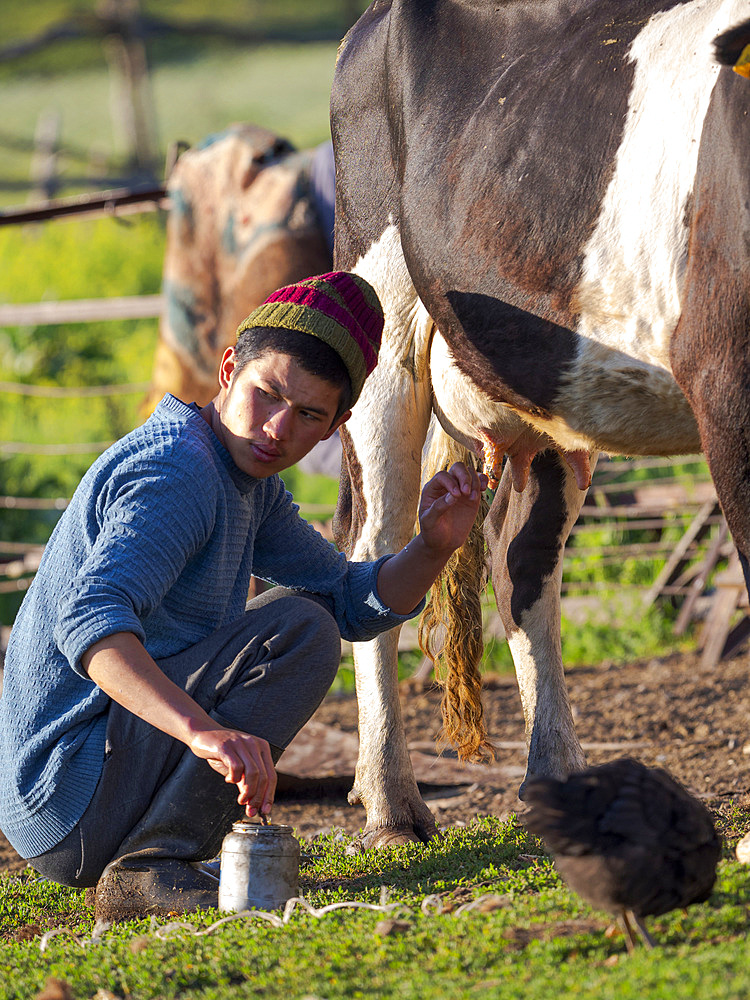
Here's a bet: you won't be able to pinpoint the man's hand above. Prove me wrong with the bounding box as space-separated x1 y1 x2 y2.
189 728 276 819
418 462 487 556
376 462 488 615
84 632 277 819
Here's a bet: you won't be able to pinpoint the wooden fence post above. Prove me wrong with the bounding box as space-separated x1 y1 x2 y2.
641 498 719 610
99 0 159 176
30 110 61 202
699 551 748 668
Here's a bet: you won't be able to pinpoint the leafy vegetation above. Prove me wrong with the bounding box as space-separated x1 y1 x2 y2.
1 816 748 1000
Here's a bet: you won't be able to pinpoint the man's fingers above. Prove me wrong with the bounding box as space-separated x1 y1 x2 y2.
192 729 278 818
422 464 483 513
447 461 475 494
233 738 276 817
448 462 486 499
423 470 460 500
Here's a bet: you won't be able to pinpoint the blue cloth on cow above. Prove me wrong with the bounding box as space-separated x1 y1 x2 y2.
0 393 422 859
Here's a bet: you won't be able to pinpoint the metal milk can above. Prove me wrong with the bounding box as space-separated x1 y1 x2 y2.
218 820 300 912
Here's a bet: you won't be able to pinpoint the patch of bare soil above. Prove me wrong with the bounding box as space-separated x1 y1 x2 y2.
1 649 749 875
285 648 750 841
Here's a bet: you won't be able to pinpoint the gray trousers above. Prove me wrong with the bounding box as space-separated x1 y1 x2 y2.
29 589 341 887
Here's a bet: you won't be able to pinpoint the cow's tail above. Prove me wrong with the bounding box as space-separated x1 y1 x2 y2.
417 423 495 763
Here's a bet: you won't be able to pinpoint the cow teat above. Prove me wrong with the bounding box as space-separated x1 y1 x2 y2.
478 429 592 493
561 450 592 490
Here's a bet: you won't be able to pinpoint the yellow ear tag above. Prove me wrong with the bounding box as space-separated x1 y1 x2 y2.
733 42 750 78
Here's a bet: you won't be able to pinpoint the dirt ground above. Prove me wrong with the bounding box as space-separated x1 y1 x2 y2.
1 648 749 874
277 647 750 842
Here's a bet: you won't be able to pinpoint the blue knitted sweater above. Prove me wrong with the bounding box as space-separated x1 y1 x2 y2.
0 395 420 858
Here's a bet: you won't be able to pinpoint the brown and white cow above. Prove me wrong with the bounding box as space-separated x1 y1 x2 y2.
145 124 334 412
330 0 750 847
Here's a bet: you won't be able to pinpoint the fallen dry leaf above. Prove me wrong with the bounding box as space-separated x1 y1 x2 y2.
34 978 73 1000
13 923 41 942
374 919 410 936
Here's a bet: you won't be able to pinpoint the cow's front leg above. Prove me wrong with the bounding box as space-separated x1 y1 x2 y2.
485 449 594 796
338 393 436 845
348 627 438 846
333 294 434 846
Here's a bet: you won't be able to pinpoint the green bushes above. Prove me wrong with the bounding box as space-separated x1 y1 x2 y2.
0 216 164 619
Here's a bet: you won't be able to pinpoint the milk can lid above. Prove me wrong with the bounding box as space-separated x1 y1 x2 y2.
231 819 294 836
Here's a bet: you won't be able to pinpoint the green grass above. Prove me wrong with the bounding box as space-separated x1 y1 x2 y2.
1 817 749 999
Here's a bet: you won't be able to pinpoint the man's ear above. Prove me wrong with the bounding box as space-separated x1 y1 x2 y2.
218 346 237 389
322 410 352 440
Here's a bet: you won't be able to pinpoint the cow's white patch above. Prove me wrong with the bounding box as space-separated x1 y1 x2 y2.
429 329 594 456
555 0 748 454
507 592 587 782
348 223 435 559
577 0 744 363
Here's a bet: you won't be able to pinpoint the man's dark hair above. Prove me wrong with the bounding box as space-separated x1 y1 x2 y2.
233 326 353 421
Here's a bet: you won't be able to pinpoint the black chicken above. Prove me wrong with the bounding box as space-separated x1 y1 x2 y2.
523 758 721 950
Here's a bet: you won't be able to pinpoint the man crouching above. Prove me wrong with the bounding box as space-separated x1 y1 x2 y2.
0 272 486 921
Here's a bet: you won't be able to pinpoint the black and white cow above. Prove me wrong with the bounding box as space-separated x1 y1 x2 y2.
330 0 750 847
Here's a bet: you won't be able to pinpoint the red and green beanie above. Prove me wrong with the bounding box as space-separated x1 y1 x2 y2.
235 271 384 405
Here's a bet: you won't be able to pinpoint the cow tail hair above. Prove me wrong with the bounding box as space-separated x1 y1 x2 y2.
417 424 496 763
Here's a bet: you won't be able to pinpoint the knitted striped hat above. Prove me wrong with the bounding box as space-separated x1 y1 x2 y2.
235 271 384 405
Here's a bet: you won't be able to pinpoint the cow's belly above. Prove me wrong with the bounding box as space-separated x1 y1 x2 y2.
555 336 700 455
430 329 700 459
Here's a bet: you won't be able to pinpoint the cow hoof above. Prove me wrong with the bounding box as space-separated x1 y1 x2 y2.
357 825 432 850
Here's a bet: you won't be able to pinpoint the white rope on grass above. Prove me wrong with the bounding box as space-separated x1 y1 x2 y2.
420 894 449 915
453 894 511 915
38 919 110 953
36 887 505 951
151 889 408 941
39 927 80 952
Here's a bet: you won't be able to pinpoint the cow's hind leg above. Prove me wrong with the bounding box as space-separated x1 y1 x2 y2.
671 65 750 596
337 424 437 846
485 449 593 796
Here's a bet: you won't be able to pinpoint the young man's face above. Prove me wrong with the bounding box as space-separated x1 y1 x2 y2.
205 347 351 479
